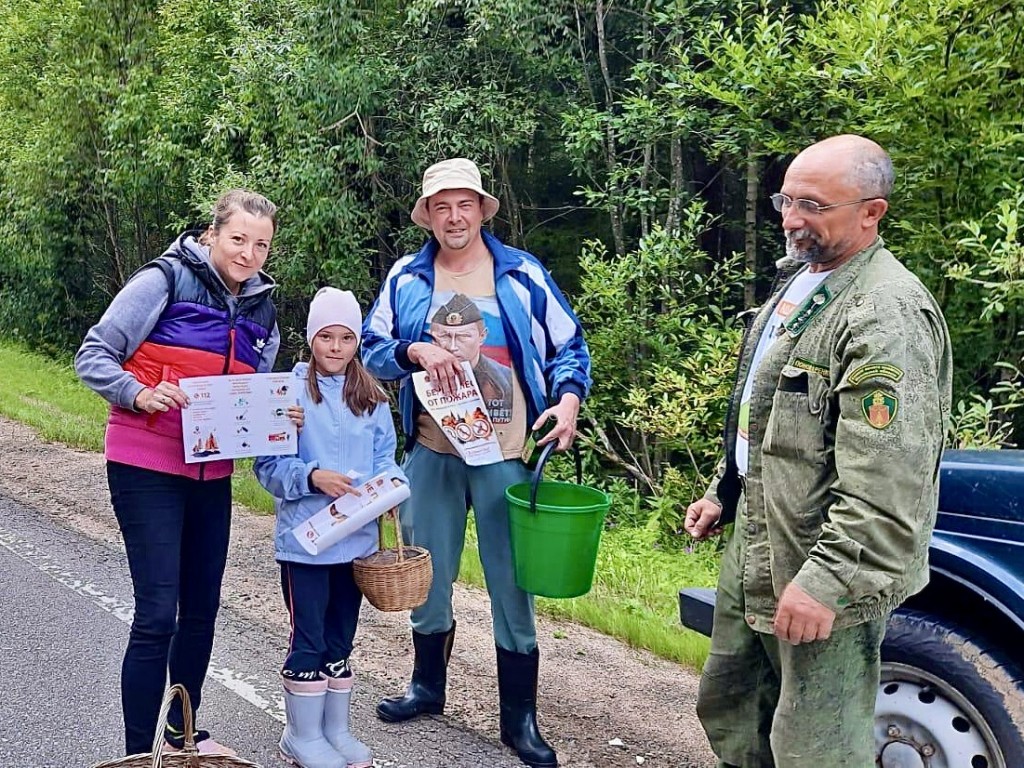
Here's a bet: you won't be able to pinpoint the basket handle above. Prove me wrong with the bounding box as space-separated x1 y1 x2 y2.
528 440 583 515
378 506 406 562
148 684 199 768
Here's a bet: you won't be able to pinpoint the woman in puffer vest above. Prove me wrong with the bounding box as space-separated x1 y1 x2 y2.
75 190 281 757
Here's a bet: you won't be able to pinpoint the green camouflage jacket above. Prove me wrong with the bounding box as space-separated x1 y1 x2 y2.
705 239 953 632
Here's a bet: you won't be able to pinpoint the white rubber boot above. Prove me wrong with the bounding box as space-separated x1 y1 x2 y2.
280 676 346 768
324 675 373 768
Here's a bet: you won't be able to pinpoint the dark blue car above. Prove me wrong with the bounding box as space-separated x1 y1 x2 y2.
680 449 1024 767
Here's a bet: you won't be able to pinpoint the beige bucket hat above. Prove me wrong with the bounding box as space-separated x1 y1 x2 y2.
411 158 500 229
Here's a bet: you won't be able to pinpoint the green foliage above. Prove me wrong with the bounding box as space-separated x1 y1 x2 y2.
947 188 1024 447
2 0 1024 573
576 208 745 538
654 0 1024 393
948 374 1024 450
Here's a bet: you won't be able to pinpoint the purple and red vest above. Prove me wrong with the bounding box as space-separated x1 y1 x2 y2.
106 247 276 479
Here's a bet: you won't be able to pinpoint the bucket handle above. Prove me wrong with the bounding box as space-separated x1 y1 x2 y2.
529 440 583 515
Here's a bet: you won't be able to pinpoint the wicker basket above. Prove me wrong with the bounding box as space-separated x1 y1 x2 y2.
91 684 263 768
353 507 432 612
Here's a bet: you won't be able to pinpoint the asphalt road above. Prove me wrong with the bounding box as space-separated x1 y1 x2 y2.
0 491 524 768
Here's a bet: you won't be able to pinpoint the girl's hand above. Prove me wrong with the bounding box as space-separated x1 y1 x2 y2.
286 404 305 432
134 381 190 414
311 469 362 498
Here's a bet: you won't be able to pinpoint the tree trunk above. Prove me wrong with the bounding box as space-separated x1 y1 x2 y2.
666 136 684 232
595 0 626 257
499 154 524 248
744 146 760 309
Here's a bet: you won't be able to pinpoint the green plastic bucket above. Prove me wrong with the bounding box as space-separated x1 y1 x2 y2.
505 443 610 598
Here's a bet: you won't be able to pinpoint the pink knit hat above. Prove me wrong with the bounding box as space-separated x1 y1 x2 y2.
306 287 362 345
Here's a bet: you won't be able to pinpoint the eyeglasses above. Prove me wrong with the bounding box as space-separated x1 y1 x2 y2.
770 193 879 215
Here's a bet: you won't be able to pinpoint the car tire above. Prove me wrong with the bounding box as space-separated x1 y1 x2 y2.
876 609 1024 768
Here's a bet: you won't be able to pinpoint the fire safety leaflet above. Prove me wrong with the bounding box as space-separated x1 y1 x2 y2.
178 372 297 463
412 361 503 466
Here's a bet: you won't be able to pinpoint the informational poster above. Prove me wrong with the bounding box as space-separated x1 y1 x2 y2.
412 361 503 466
291 470 410 555
179 372 297 463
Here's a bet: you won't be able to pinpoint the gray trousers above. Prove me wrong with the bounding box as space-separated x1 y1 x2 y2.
696 533 885 768
400 443 536 653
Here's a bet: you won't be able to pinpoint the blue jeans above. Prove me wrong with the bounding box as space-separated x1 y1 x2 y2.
106 461 232 754
279 560 363 675
401 444 535 653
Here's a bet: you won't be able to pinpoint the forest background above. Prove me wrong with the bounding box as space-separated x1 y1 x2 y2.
1 0 1022 657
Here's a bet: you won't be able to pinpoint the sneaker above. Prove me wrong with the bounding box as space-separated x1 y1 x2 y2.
163 728 237 756
196 738 237 756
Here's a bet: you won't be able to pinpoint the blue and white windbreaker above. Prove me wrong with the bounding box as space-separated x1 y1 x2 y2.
253 362 407 565
361 230 592 441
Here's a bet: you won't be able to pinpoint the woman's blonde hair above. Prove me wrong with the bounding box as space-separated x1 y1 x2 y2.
200 189 278 244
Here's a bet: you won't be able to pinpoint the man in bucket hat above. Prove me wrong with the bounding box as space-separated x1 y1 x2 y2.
362 158 591 768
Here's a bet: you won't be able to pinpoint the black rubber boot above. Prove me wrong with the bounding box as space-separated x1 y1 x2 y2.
496 645 558 768
376 623 456 723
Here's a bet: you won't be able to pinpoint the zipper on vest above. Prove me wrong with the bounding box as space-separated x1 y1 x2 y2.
223 326 237 374
210 311 238 480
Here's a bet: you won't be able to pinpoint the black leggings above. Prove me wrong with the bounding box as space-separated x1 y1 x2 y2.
279 560 362 676
107 461 231 754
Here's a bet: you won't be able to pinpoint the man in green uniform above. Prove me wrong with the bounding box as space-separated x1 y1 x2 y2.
684 134 953 767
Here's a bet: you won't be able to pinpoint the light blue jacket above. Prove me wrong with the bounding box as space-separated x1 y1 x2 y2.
361 230 592 441
253 362 406 565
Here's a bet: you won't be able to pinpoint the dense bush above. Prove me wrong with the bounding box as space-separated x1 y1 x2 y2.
2 0 1023 540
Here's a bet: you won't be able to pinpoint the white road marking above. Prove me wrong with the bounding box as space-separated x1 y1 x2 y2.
0 523 397 766
0 526 286 723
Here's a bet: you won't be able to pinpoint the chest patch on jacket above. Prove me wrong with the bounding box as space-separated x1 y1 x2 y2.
862 389 898 429
793 357 829 379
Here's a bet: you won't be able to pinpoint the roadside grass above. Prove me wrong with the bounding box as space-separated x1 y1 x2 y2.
0 341 715 669
0 345 108 450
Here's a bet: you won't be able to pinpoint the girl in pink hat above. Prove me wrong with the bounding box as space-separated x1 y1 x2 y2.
255 287 407 768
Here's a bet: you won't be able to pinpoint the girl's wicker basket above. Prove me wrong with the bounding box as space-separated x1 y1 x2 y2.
353 507 432 611
91 684 263 768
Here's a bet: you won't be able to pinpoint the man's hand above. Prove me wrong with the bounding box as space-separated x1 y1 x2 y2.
408 342 465 396
533 393 580 451
773 582 836 645
311 469 362 499
683 499 725 540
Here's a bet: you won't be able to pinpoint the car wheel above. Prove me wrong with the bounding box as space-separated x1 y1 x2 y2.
875 609 1024 768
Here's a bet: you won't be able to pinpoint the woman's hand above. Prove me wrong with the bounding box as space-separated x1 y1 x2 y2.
134 381 189 414
311 469 362 498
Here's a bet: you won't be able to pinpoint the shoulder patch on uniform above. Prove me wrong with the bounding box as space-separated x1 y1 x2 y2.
793 357 829 379
862 389 898 429
848 362 904 386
